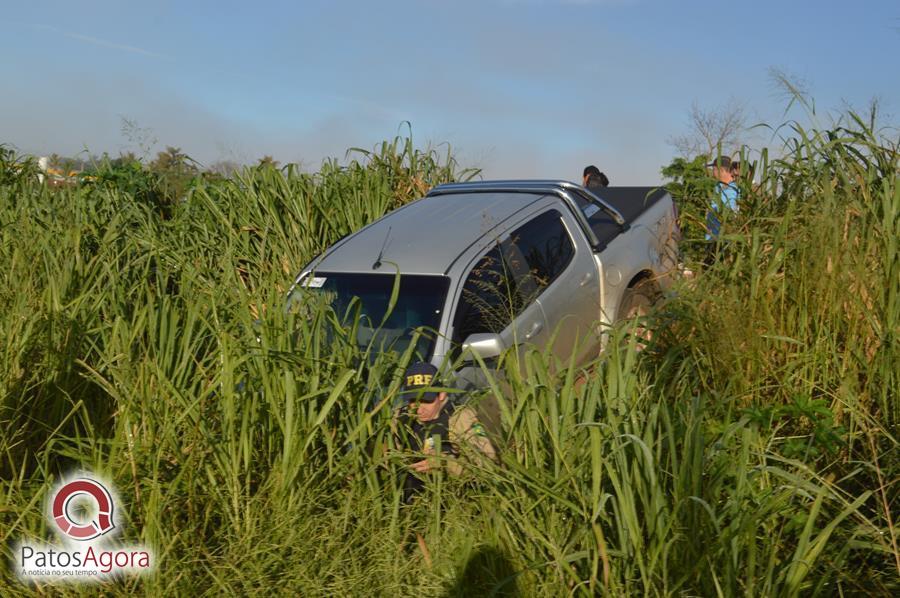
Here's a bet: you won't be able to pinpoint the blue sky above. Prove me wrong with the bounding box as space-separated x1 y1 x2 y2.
2 0 898 183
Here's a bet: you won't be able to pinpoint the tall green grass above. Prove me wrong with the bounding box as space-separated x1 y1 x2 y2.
0 117 896 597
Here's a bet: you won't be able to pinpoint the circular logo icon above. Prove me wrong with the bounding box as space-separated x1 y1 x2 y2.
51 479 115 541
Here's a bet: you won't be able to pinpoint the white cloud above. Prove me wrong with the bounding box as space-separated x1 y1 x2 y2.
33 24 168 59
62 32 167 59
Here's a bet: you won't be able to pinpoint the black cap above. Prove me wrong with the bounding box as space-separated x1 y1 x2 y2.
399 362 440 404
706 156 733 168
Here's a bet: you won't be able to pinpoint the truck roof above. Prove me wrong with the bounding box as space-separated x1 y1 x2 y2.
311 190 546 275
308 180 668 276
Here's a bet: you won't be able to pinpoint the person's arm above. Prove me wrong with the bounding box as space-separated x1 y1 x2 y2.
446 407 497 476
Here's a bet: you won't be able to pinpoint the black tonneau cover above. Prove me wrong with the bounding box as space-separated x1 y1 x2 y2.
575 186 667 249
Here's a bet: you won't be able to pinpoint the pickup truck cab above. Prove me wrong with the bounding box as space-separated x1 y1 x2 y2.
290 180 680 374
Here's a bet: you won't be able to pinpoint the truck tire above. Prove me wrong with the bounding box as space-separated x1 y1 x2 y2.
616 279 659 350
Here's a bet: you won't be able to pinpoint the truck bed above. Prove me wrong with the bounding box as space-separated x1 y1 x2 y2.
580 186 668 248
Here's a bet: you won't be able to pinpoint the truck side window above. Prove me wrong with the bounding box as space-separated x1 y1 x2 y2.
452 244 520 343
507 210 575 297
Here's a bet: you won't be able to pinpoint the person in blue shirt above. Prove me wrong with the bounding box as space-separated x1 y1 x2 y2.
705 155 740 263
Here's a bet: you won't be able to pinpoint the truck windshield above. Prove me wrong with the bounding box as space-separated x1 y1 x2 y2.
289 272 449 359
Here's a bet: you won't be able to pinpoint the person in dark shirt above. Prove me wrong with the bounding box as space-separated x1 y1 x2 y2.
582 165 609 190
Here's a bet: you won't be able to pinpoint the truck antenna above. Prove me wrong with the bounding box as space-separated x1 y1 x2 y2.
372 226 392 270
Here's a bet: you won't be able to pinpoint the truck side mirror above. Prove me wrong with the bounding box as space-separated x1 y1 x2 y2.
461 333 505 362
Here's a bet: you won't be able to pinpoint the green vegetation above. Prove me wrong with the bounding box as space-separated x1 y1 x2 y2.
0 112 896 596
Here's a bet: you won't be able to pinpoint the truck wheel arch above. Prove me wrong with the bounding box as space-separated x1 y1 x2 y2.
616 270 660 323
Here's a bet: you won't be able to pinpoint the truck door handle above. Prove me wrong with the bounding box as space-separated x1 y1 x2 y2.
579 272 593 287
525 321 543 340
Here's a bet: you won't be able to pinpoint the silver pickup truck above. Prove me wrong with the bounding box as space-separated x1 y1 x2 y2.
290 180 680 373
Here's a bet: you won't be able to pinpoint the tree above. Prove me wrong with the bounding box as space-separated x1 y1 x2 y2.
661 155 716 255
668 99 747 159
111 151 139 168
256 155 280 169
90 152 161 210
151 146 193 173
149 146 199 211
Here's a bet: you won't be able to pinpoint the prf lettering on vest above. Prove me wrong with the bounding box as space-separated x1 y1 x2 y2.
407 374 433 386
